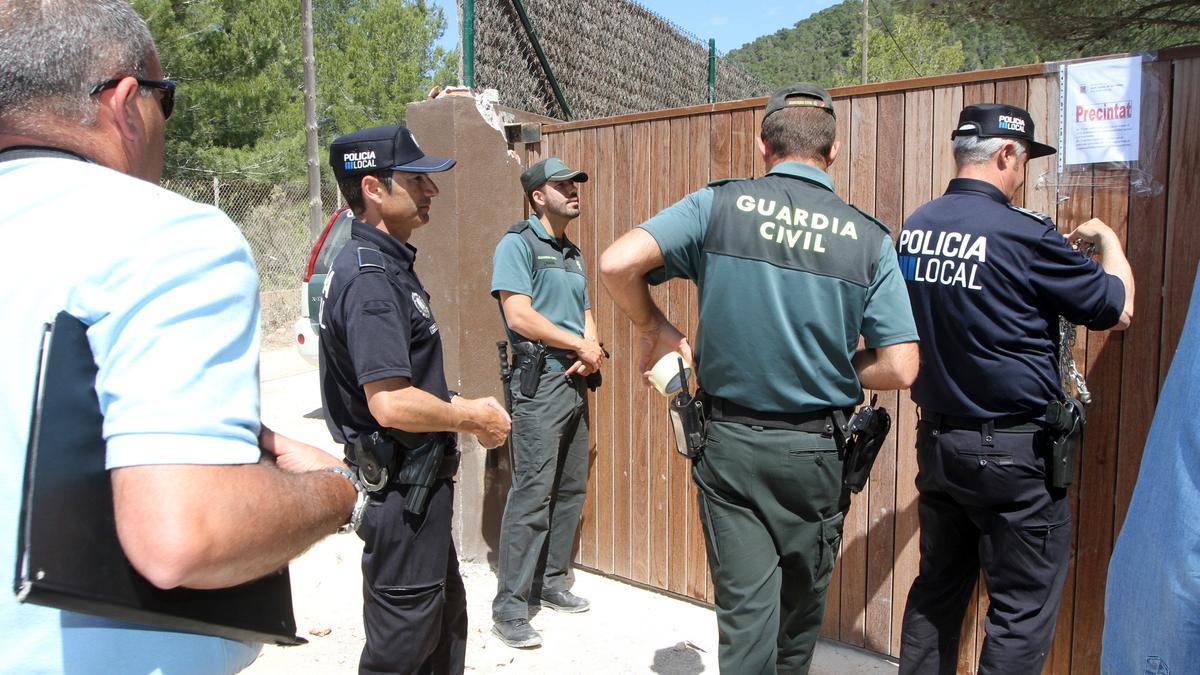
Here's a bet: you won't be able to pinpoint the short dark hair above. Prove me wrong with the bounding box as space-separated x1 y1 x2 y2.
337 170 392 215
760 106 836 163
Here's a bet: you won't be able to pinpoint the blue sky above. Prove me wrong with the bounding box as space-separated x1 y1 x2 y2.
432 0 842 53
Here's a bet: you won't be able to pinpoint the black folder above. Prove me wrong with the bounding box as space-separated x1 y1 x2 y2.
15 311 304 645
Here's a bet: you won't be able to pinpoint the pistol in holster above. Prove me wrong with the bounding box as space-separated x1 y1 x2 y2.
497 341 514 412
511 340 547 398
832 394 892 494
667 358 707 459
583 344 610 392
395 431 458 515
1043 397 1085 489
351 429 459 515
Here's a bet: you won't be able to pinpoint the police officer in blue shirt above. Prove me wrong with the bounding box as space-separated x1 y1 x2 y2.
896 104 1134 675
320 124 511 674
602 83 921 674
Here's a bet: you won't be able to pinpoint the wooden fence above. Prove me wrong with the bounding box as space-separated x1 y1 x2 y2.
516 47 1200 673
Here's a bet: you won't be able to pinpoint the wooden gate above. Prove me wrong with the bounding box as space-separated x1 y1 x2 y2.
517 46 1200 673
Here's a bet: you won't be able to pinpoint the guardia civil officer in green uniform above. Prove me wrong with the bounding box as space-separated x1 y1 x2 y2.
601 84 920 674
489 157 607 649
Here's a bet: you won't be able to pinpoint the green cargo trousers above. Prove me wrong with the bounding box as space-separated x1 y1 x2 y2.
492 365 590 622
693 419 851 675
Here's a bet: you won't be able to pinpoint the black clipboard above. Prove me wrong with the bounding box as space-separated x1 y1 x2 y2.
15 311 304 646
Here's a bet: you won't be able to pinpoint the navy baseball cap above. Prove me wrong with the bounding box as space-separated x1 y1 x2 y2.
764 83 836 122
951 104 1057 159
329 124 455 179
520 157 588 194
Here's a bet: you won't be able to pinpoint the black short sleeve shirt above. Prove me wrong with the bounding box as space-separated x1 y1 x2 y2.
318 220 449 446
898 178 1124 418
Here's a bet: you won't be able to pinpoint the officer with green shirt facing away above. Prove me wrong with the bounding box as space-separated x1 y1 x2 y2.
490 157 606 649
600 84 920 674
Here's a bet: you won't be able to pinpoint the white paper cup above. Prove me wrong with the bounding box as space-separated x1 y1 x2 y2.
649 351 691 396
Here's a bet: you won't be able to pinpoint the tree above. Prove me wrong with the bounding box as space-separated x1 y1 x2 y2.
842 13 966 85
132 0 456 182
906 0 1200 53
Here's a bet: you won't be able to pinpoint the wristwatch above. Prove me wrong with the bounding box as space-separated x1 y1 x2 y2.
325 465 369 534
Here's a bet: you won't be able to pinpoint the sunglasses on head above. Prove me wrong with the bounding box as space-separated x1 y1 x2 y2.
89 77 176 120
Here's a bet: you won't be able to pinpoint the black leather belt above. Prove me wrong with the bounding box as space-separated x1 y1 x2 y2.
921 410 1044 433
708 396 851 434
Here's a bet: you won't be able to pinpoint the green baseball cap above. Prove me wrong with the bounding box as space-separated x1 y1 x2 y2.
520 157 588 194
763 83 836 122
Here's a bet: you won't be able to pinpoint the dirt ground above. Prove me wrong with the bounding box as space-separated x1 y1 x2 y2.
251 348 896 674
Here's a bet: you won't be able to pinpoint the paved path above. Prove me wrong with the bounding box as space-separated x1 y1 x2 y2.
246 348 897 674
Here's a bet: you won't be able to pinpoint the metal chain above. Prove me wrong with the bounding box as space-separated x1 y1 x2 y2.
1058 242 1097 405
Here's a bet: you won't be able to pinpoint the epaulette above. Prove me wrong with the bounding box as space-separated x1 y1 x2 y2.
356 246 386 272
850 205 891 234
506 221 531 234
1007 203 1054 225
707 177 749 188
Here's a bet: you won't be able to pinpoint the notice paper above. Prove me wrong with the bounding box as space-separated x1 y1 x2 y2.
1064 56 1141 165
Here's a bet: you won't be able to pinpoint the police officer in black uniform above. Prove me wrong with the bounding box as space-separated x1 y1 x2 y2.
896 104 1135 674
320 124 511 675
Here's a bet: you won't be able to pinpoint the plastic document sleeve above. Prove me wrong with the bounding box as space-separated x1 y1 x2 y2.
15 310 304 646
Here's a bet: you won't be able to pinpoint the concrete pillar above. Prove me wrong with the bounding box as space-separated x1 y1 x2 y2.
405 95 551 564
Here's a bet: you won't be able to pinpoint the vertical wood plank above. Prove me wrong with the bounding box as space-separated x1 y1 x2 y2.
611 122 635 580
686 112 712 603
864 91 905 656
593 124 616 576
569 128 598 570
648 118 673 590
1163 58 1200 379
665 116 691 597
840 94 879 649
629 121 653 585
932 86 963 195
731 109 755 178
892 86 934 658
1114 60 1172 536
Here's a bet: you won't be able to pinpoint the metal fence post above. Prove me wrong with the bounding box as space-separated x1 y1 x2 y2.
213 175 220 210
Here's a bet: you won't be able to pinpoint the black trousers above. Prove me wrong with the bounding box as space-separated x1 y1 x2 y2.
898 421 1071 675
358 479 467 675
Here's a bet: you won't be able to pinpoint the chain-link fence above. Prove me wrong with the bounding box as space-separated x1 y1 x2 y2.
471 0 771 120
163 177 342 345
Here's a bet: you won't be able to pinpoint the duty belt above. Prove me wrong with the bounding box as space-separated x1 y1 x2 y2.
708 396 852 435
920 410 1044 448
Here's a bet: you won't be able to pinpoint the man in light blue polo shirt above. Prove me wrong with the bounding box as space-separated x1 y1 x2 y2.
489 158 607 648
0 2 361 672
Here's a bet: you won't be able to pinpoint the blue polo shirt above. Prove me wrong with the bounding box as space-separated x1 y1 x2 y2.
640 161 919 412
900 178 1125 418
1 154 263 673
490 215 590 347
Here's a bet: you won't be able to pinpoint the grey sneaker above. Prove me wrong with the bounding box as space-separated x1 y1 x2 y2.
540 590 591 613
492 618 542 648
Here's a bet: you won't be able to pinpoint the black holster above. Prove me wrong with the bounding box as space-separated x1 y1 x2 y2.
512 341 546 398
350 430 458 515
585 371 602 391
834 395 892 494
1044 398 1085 488
395 431 458 515
669 389 707 460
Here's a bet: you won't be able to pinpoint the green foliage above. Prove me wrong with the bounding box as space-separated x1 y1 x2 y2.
133 0 457 182
840 13 965 85
727 1 864 88
728 0 1189 90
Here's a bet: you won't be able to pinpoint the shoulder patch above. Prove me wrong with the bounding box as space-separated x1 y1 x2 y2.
356 246 386 272
707 177 750 188
506 221 532 234
1007 203 1054 225
850 205 891 234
